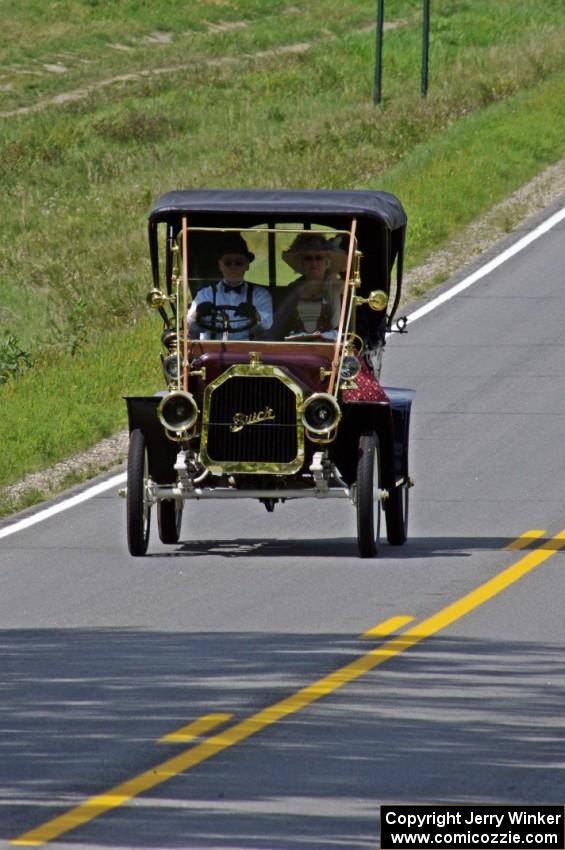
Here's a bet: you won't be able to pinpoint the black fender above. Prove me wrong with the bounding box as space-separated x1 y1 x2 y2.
331 388 414 490
124 395 178 485
385 387 415 484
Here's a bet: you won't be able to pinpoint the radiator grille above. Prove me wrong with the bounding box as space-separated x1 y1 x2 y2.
205 376 299 465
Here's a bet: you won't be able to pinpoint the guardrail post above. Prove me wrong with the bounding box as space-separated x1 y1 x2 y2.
421 0 431 97
374 0 384 105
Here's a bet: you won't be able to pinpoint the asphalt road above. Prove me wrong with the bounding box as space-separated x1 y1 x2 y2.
1 207 565 849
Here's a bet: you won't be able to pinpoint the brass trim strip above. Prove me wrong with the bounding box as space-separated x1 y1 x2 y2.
329 217 357 396
181 216 189 392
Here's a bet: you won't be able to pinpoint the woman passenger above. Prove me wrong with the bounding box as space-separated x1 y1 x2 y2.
274 233 346 339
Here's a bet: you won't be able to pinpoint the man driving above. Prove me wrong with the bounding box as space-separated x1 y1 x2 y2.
188 233 272 340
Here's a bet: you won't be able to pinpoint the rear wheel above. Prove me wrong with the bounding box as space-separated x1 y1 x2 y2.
356 433 382 558
158 499 183 543
127 429 151 556
385 483 409 545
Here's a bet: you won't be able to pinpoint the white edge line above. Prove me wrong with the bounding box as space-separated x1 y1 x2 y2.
2 204 565 541
406 205 565 324
0 472 126 540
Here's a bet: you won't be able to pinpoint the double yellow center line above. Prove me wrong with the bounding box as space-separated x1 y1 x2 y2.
13 529 565 846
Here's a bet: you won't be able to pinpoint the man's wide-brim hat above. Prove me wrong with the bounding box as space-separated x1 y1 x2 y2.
282 233 347 274
217 232 255 262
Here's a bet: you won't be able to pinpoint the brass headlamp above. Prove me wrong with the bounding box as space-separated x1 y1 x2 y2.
354 289 389 311
157 390 199 434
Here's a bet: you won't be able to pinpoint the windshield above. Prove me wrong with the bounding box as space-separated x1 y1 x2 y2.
176 224 353 344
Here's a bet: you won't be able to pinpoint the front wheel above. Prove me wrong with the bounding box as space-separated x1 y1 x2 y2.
356 433 382 558
385 483 409 545
127 429 151 556
158 499 183 544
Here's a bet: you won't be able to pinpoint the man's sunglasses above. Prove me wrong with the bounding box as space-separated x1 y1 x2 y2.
303 254 325 262
221 257 247 267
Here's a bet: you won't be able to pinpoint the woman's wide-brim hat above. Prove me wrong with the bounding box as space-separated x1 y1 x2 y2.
282 233 347 274
217 232 255 262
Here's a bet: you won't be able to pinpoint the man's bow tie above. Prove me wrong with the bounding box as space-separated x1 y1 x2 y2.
223 282 245 295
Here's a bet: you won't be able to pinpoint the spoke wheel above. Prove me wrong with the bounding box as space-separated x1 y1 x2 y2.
158 499 183 544
127 429 151 556
385 483 409 545
356 432 382 558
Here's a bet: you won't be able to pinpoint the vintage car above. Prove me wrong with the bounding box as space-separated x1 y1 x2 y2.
125 189 414 557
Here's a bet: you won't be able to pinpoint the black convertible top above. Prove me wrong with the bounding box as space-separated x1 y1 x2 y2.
149 189 407 231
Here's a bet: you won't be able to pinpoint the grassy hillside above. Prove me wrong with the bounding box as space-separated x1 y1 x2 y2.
0 0 564 509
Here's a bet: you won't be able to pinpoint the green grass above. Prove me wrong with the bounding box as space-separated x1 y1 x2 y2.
0 0 564 503
378 70 565 262
0 317 160 492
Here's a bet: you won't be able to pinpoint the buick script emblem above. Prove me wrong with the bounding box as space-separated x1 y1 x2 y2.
230 406 275 433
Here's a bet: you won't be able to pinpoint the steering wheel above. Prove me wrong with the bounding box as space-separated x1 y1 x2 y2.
199 303 259 335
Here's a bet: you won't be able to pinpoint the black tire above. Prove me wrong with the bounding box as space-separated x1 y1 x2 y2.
356 432 382 558
385 483 409 545
127 429 151 556
158 499 183 544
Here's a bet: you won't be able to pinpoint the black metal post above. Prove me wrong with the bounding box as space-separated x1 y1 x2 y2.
421 0 430 97
374 0 384 105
